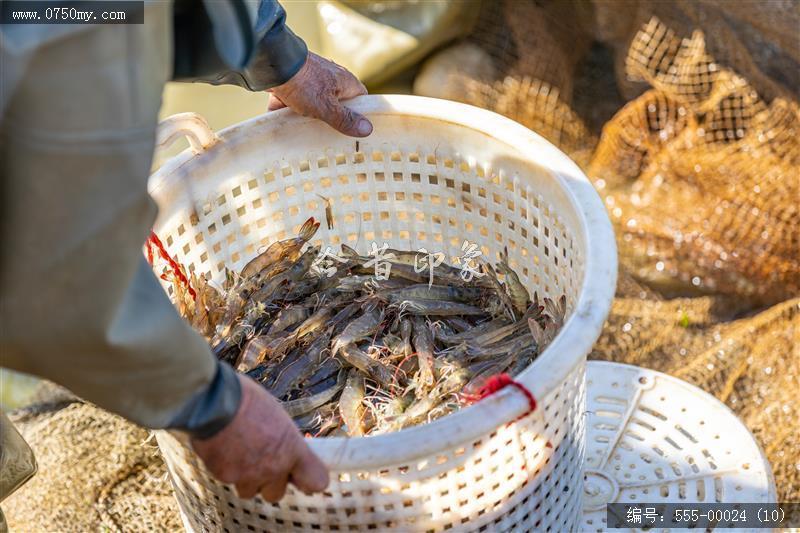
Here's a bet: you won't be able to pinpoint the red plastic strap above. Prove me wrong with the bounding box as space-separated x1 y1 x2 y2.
146 231 196 300
463 373 537 421
145 239 155 266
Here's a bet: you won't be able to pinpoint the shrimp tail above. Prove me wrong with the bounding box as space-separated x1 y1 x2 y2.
340 243 360 258
299 216 320 242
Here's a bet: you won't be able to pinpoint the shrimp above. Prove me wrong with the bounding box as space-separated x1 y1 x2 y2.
213 301 268 356
337 275 410 293
433 316 511 344
468 319 529 349
338 345 397 388
247 245 319 304
386 366 470 432
528 315 559 351
284 278 320 302
328 302 361 332
476 257 516 320
268 305 310 335
214 257 294 341
465 354 516 390
330 307 383 356
384 284 484 304
268 306 333 360
302 357 343 390
384 396 438 432
317 194 334 230
269 329 332 398
315 410 344 437
190 273 224 337
496 260 530 317
466 333 534 362
282 369 346 418
508 343 539 376
339 369 366 436
235 335 271 373
240 217 320 279
385 248 471 279
444 317 473 333
293 306 334 339
411 316 435 394
157 209 566 434
399 318 413 357
544 295 567 328
392 299 488 317
235 330 291 372
294 402 338 435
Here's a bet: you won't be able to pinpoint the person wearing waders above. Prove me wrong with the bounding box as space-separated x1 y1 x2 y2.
0 1 373 527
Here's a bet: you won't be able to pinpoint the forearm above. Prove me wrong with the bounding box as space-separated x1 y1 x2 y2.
173 0 308 91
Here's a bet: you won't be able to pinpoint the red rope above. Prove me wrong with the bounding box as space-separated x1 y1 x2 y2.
462 373 537 421
146 231 196 300
145 239 155 266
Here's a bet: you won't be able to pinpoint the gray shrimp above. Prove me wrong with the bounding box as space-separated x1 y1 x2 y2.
241 217 319 279
268 305 310 335
384 284 484 304
496 260 530 317
269 329 332 398
282 369 346 418
339 369 367 436
338 345 397 388
392 299 488 317
411 316 435 393
476 257 516 320
331 307 383 356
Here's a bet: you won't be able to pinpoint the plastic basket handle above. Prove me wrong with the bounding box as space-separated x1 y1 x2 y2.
156 112 220 155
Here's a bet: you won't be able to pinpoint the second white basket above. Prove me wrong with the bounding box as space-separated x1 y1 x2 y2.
582 361 775 532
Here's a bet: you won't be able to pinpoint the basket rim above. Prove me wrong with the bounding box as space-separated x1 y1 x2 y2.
150 95 617 470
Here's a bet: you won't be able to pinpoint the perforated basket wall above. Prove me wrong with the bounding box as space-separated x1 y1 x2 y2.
149 95 616 532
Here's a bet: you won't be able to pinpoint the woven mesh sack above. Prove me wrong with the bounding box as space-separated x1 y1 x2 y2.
416 0 799 516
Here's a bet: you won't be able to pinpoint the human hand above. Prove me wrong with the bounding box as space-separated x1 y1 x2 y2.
268 52 373 137
191 374 329 501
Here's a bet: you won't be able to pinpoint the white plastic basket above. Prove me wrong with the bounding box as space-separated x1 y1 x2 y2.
582 362 775 532
150 95 617 532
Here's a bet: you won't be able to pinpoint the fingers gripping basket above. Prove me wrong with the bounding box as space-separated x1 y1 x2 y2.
150 96 617 532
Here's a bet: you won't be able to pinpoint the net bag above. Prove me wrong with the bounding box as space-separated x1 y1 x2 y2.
148 95 616 531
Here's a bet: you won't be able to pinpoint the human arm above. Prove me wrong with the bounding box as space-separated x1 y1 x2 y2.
0 4 327 500
172 0 372 137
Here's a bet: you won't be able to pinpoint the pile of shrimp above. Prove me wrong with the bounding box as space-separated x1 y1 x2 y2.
157 217 566 437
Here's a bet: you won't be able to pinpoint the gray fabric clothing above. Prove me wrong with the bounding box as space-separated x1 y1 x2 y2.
172 0 308 89
0 0 307 437
0 0 309 508
1 0 308 113
0 1 219 430
168 361 242 440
